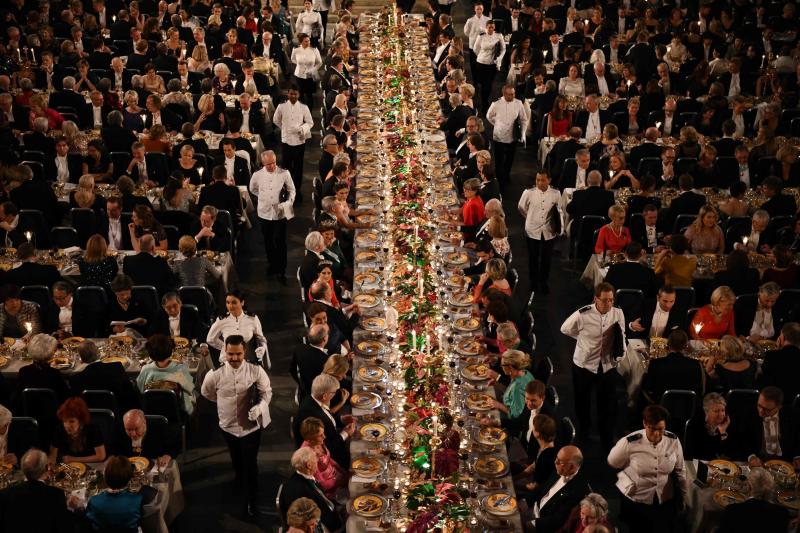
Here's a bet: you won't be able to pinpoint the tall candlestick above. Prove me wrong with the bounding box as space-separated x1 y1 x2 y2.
418 270 424 298
411 329 417 349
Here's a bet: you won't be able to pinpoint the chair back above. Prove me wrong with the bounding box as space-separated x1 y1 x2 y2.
51 227 79 248
9 417 39 457
574 215 607 262
673 286 696 311
142 388 182 425
637 157 662 178
18 209 51 248
534 355 553 385
70 208 97 248
21 161 44 182
110 152 132 179
672 213 697 234
74 286 109 337
178 286 216 323
20 285 51 313
82 390 121 417
615 289 645 323
88 408 116 445
162 225 180 249
21 388 59 446
660 389 698 434
545 385 560 410
557 416 576 446
132 285 160 320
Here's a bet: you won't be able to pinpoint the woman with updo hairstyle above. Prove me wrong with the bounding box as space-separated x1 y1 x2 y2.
559 493 616 533
70 175 106 215
488 215 510 261
474 257 512 299
161 174 194 212
494 350 534 419
704 335 756 391
286 498 322 533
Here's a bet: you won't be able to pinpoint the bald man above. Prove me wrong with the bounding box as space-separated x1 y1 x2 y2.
116 409 180 465
122 234 176 295
526 445 591 532
0 449 71 531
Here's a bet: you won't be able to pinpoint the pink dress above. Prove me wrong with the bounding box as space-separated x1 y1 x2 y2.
301 441 347 498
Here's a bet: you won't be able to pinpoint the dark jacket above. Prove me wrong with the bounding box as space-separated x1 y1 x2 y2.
547 138 583 183
9 179 60 227
279 472 342 532
290 344 329 396
97 214 134 251
605 262 659 300
101 125 138 154
148 308 205 340
718 498 790 533
529 470 591 533
197 182 242 223
293 396 349 468
761 194 797 220
760 345 800 406
113 420 180 459
667 191 706 229
122 253 175 296
70 361 140 415
220 156 251 187
641 352 705 404
22 132 56 157
80 104 113 130
45 154 83 185
628 142 663 173
684 415 741 461
740 406 800 462
0 480 72 533
565 186 614 220
2 262 62 290
628 299 686 340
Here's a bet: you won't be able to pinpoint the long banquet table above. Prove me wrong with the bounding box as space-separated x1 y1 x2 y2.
344 11 522 532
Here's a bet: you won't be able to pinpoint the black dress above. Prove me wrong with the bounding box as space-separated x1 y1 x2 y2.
51 423 104 459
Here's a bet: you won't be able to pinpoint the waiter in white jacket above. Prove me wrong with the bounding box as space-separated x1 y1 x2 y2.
486 85 527 186
560 281 627 450
273 85 313 203
517 169 561 294
472 19 505 113
202 334 272 517
608 404 687 533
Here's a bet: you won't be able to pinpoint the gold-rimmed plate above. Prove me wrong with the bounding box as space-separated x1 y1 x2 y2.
446 274 466 288
62 336 85 346
713 490 745 508
360 316 386 332
456 339 482 356
359 422 388 441
445 252 469 265
357 365 387 383
478 426 508 446
708 459 740 477
2 337 15 346
173 337 190 348
465 392 494 411
482 491 518 516
110 335 135 346
462 363 491 381
0 355 8 369
356 340 386 356
449 292 474 307
350 391 382 410
777 491 800 510
50 356 73 369
354 293 381 308
474 455 509 478
765 459 795 477
356 231 380 246
350 494 387 518
356 213 378 225
454 317 481 332
57 462 87 476
351 456 386 478
354 271 380 286
129 456 150 473
355 250 379 263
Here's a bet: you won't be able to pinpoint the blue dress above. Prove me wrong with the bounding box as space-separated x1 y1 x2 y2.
86 490 144 531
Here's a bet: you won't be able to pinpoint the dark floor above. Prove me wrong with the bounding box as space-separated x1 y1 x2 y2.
175 4 630 532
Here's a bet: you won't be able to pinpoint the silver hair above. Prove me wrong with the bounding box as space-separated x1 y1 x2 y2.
752 209 770 222
107 110 123 126
321 196 337 213
214 62 230 76
0 404 11 427
496 322 519 343
33 116 49 133
484 198 504 218
308 324 328 346
21 449 48 481
747 468 776 500
580 493 609 520
305 231 325 253
63 76 76 89
310 373 339 399
123 409 146 425
322 134 337 147
587 170 602 186
759 281 781 297
291 446 317 471
27 334 58 362
702 392 726 412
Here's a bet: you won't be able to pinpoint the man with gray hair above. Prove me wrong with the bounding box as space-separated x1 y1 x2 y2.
318 133 340 180
734 281 783 342
249 150 296 284
293 373 354 468
472 197 504 246
731 209 774 254
291 323 331 396
101 109 137 153
118 409 179 465
0 449 71 530
122 233 175 295
718 467 789 531
279 446 341 531
70 340 140 413
761 322 800 402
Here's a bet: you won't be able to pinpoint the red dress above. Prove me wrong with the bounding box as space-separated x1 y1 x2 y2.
594 225 632 254
549 112 571 137
690 305 736 340
462 196 485 240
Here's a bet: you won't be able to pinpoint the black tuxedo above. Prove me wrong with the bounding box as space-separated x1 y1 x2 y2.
318 301 358 343
48 89 87 116
252 39 286 71
547 139 583 183
113 420 180 459
291 344 329 396
97 215 133 251
625 41 658 80
642 352 705 403
9 179 60 227
628 299 686 340
46 154 83 185
740 407 800 462
279 472 342 532
232 105 265 136
629 218 667 253
22 131 56 157
80 104 113 130
145 108 182 132
188 220 231 253
0 480 72 533
718 71 755 97
628 142 663 173
220 156 251 186
725 223 776 254
511 400 556 453
648 110 680 137
3 262 62 290
122 253 176 296
529 470 591 533
293 396 349 467
734 302 786 342
101 124 138 154
70 361 140 414
198 182 242 223
566 186 614 220
152 54 177 73
88 50 113 70
718 498 790 533
601 44 629 64
542 43 564 64
667 191 706 229
711 137 742 158
125 53 150 73
573 109 610 139
148 308 204 340
605 261 659 300
583 72 617 96
761 194 798 220
174 71 203 93
760 345 800 406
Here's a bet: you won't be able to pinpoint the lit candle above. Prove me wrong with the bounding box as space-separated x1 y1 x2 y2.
31 48 35 64
742 236 749 246
112 15 116 23
24 322 32 333
418 270 424 298
694 322 704 336
411 329 417 349
656 121 662 129
431 414 438 438
140 113 146 126
198 167 204 178
24 231 32 242
426 334 430 357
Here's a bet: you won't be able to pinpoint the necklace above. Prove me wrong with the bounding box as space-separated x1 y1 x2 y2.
610 224 623 238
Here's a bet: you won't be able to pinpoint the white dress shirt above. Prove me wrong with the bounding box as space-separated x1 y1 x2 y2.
561 304 627 373
169 315 180 337
662 114 674 136
645 223 658 249
750 306 774 339
727 72 741 97
733 113 746 137
249 166 296 220
107 216 122 250
534 471 578 518
649 303 669 337
464 14 490 49
608 429 686 504
585 109 602 139
596 75 610 96
114 72 124 90
291 45 322 80
474 32 505 67
241 111 250 133
224 156 235 181
273 100 314 146
207 312 269 362
518 186 562 241
58 299 73 333
607 46 619 64
762 414 782 456
151 112 162 126
92 106 103 127
4 215 18 247
486 97 527 144
55 155 69 183
433 43 449 65
738 163 751 187
201 361 272 436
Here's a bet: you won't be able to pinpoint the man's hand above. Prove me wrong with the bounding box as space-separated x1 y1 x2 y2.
247 406 259 421
196 226 215 240
157 455 172 468
748 455 763 468
630 318 645 332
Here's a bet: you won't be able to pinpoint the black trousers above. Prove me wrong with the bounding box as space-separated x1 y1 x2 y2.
260 218 288 275
316 10 328 44
473 62 497 113
526 236 555 288
493 140 517 185
281 142 306 200
293 75 316 107
619 491 679 533
222 429 261 505
572 363 619 450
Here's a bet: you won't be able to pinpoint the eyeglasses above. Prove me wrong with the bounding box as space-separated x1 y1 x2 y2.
554 458 574 466
757 403 779 415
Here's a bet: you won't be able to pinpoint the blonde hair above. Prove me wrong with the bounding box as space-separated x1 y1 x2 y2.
501 349 531 371
719 335 745 362
286 498 321 528
74 175 96 208
322 354 349 377
192 43 208 63
485 257 507 280
124 90 139 107
198 93 214 113
476 150 492 164
680 125 699 144
710 285 736 307
149 124 166 140
608 204 626 219
84 234 108 263
178 235 197 257
459 83 475 98
488 215 507 238
691 205 718 233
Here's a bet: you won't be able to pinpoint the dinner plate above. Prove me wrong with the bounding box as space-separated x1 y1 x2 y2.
350 391 383 410
110 335 135 346
765 459 795 477
50 357 73 369
350 494 387 518
356 213 378 225
455 339 482 356
445 252 469 265
2 337 15 346
474 455 509 478
462 364 491 381
357 365 387 383
454 317 481 332
354 293 381 308
439 230 462 242
478 426 508 446
449 292 474 307
481 491 518 516
59 462 87 476
129 456 150 473
173 336 190 348
102 356 130 367
360 316 387 332
351 456 386 478
446 274 466 288
354 271 381 286
708 459 740 477
355 251 379 263
62 336 85 346
356 231 380 246
465 392 494 411
713 490 746 508
359 422 388 441
0 356 8 369
356 340 386 357
777 491 800 510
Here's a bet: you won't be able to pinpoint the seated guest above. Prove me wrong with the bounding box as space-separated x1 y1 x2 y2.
743 386 800 465
684 206 725 255
667 174 706 230
685 393 738 460
760 176 798 219
279 447 342 532
704 335 757 391
123 234 175 296
78 235 119 287
762 245 799 289
107 275 150 337
206 291 268 364
514 414 558 493
654 234 697 288
300 232 327 291
594 205 632 256
70 340 140 414
291 324 330 397
691 286 737 340
49 397 106 464
160 176 195 213
693 145 720 188
525 445 590 531
299 416 347 499
293 374 354 469
0 284 41 339
760 323 800 404
307 263 343 308
190 206 231 252
321 355 351 414
309 282 359 345
735 282 783 342
286 498 323 533
136 334 196 416
16 333 71 406
628 286 685 339
0 406 21 464
630 204 667 253
129 205 168 251
3 243 62 289
642 329 705 403
565 170 615 224
85 456 157 531
559 493 616 533
173 236 219 288
319 221 349 285
81 139 113 183
605 243 658 299
489 350 534 421
305 302 348 355
0 450 71 532
718 468 790 533
712 250 761 299
626 175 661 218
149 292 204 340
116 176 153 214
116 409 179 466
461 178 485 241
197 168 243 225
730 210 775 254
473 258 512 300
602 152 639 190
69 175 106 215
719 181 751 218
